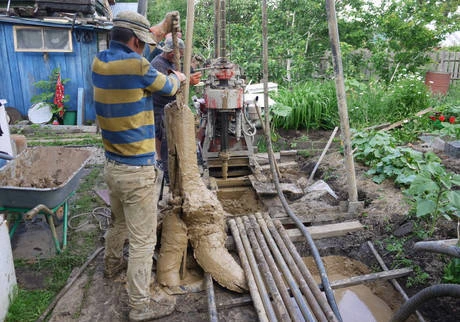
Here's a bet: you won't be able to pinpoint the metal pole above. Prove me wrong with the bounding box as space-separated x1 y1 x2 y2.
137 0 147 16
325 0 358 203
234 217 277 321
228 219 269 322
241 217 290 321
249 215 314 322
273 218 342 321
257 214 332 322
205 272 219 322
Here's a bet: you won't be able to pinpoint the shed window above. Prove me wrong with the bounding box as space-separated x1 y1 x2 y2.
14 26 72 52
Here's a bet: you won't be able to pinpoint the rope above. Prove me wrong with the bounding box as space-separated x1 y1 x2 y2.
68 207 111 231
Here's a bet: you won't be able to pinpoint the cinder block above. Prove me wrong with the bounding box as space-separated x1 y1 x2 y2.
444 141 460 158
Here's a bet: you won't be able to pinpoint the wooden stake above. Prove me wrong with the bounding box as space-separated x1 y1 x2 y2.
325 0 358 203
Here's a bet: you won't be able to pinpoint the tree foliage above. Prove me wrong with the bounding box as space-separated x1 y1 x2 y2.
147 0 459 85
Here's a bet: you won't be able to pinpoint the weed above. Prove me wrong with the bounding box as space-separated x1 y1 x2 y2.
297 149 310 158
406 265 430 287
442 258 460 284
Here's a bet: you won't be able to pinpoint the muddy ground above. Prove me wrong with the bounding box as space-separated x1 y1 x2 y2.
6 128 460 322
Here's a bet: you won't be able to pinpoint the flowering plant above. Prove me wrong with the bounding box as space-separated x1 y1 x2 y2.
31 67 70 124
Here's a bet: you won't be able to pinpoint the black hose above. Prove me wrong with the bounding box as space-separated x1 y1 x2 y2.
390 284 460 322
260 1 341 319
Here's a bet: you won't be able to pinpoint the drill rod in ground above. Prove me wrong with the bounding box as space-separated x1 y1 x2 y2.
256 214 330 322
235 217 277 321
272 218 340 322
248 215 314 322
239 216 290 321
228 219 269 322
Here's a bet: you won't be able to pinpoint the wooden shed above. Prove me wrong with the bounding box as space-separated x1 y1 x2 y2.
0 0 114 124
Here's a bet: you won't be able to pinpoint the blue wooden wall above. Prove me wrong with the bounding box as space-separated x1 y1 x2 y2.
0 21 105 123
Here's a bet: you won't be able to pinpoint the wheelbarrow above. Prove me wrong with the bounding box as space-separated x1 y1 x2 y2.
0 146 92 254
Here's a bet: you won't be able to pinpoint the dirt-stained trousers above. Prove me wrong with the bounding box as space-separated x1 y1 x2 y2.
103 161 157 309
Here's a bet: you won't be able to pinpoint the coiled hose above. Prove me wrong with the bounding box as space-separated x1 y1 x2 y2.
390 284 460 322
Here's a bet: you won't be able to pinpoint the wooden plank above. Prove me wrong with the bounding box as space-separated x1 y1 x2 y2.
382 107 433 131
225 220 363 250
260 161 297 170
286 221 364 242
325 268 413 290
250 180 303 196
215 176 251 188
271 207 352 225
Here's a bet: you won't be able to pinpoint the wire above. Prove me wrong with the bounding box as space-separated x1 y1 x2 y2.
68 207 111 231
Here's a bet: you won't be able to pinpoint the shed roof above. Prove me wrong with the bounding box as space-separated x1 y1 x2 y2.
111 2 138 19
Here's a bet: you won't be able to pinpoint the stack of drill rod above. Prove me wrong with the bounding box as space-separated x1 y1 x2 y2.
228 213 339 322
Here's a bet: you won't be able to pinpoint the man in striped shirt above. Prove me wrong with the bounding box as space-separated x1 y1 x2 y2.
92 10 185 322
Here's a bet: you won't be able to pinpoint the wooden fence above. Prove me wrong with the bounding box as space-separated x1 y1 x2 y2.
429 50 460 83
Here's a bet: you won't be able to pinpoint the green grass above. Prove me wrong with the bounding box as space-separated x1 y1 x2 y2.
6 289 54 322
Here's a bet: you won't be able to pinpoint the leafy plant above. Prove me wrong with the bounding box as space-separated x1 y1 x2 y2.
405 163 460 235
353 130 460 234
31 67 70 123
271 81 338 130
406 265 430 287
443 258 460 284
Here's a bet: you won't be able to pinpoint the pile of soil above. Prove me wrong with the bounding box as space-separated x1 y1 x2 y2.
0 146 91 188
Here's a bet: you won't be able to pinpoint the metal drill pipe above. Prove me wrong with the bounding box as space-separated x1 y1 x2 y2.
247 216 307 322
256 213 330 322
249 215 315 322
272 218 339 322
235 217 277 322
242 216 291 321
205 272 218 322
228 219 269 322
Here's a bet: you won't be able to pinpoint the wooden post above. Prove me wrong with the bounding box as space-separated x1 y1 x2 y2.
183 0 195 104
325 0 358 204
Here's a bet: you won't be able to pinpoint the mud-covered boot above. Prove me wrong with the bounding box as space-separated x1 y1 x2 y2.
128 287 176 322
104 258 127 279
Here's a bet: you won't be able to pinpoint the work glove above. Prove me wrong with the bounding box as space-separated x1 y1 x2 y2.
189 72 202 85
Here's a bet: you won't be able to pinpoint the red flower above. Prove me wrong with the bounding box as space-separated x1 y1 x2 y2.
439 115 445 122
54 73 65 117
429 115 436 121
449 116 456 124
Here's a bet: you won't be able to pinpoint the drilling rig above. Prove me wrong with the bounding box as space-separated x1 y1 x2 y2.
197 0 257 180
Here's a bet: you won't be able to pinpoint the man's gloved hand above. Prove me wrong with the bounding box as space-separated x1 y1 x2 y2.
150 11 180 42
189 72 202 85
162 11 180 34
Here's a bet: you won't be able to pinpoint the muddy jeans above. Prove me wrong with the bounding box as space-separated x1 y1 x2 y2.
104 160 157 309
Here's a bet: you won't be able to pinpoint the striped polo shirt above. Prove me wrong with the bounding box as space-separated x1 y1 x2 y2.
92 41 180 166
